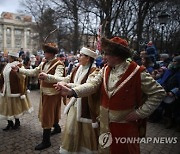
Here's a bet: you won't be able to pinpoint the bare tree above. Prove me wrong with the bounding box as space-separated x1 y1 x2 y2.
51 0 84 54
19 0 180 54
20 0 58 48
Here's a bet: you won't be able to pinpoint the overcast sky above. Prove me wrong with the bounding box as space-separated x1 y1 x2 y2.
0 0 20 15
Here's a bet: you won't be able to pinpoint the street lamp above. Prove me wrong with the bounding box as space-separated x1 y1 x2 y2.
158 11 170 53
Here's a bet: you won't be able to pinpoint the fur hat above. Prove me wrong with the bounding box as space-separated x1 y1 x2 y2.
80 47 97 59
8 52 19 58
101 37 131 59
42 42 58 54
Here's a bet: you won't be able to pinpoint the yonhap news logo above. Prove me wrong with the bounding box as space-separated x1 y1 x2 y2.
99 132 178 147
99 132 113 148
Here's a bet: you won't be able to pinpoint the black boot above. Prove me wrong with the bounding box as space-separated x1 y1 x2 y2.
35 129 51 150
13 118 20 130
51 123 61 135
175 118 180 132
164 117 173 129
3 120 14 131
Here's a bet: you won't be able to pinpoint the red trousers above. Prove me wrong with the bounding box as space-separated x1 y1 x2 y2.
109 122 140 154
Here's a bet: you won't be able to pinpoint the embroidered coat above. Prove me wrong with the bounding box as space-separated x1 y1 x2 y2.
73 61 166 154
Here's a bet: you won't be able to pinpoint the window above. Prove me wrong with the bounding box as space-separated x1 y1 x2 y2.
15 16 21 20
15 29 22 35
6 28 11 35
26 30 31 36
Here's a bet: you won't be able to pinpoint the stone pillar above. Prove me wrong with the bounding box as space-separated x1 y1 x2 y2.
3 26 7 52
11 26 14 49
24 28 27 50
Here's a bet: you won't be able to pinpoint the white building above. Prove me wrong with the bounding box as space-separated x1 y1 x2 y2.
0 12 39 54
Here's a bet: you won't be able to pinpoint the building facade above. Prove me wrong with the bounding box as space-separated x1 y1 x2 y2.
0 12 39 54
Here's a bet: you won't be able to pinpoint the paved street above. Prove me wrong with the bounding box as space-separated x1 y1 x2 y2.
0 90 180 154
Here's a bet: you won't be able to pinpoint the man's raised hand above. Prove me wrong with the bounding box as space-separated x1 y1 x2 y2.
53 82 73 97
11 65 19 72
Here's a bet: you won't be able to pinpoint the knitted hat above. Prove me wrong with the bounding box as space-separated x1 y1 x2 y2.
101 37 131 59
173 55 180 63
42 42 58 54
160 53 169 59
147 41 153 46
80 47 97 59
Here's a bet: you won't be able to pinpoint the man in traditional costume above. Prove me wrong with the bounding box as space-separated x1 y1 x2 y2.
39 47 100 153
12 43 65 150
0 52 33 130
54 37 166 154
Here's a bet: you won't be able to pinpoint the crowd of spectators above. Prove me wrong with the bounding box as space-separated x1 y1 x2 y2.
0 43 179 132
132 42 180 132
